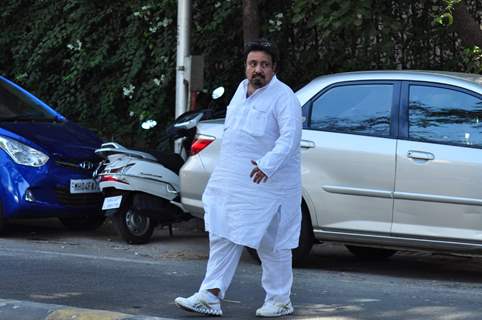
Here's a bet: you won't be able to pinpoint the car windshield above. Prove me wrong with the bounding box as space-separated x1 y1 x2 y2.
0 79 56 122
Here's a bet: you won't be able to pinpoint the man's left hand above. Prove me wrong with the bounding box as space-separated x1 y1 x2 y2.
250 160 268 184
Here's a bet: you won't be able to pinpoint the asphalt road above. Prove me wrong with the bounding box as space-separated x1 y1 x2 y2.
0 218 482 319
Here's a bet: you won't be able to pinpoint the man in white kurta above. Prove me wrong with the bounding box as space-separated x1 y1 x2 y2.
175 39 302 318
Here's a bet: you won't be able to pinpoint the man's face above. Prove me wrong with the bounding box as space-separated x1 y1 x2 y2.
245 51 276 90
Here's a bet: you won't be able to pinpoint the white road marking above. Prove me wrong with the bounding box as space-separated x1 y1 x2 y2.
0 247 161 265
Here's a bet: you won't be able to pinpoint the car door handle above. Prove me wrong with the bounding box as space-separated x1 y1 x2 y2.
407 150 435 161
300 140 315 148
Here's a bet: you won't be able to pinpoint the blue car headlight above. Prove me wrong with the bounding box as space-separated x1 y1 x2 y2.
0 136 49 167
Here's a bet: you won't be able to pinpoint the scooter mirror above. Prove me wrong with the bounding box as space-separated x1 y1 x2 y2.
141 119 157 130
173 112 204 130
211 87 225 100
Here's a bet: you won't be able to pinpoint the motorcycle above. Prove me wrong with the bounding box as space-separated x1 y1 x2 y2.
93 87 225 244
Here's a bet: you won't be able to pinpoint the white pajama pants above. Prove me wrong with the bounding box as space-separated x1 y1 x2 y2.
199 232 293 304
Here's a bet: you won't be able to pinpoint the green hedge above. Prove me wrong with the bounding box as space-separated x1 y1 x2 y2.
1 0 480 147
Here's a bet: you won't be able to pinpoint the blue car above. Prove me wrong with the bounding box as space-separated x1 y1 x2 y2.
0 76 105 231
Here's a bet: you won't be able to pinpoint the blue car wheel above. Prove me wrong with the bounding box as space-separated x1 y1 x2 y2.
0 201 4 233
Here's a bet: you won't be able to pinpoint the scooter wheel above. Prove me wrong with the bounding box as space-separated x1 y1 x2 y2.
112 204 154 244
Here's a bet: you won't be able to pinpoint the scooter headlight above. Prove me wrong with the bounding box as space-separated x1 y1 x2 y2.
0 136 49 167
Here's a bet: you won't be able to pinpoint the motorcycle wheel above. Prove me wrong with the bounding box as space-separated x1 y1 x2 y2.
112 201 154 244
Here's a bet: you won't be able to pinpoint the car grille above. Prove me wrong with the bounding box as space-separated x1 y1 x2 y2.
55 188 103 207
55 160 98 172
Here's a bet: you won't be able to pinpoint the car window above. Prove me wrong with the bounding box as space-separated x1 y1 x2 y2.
408 85 482 147
0 80 55 121
309 84 393 137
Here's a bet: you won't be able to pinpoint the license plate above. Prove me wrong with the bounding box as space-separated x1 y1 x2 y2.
70 179 100 194
102 195 123 210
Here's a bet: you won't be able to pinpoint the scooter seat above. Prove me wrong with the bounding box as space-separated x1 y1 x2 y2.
142 150 184 175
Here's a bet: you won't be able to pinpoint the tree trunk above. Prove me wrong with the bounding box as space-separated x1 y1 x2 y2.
242 0 260 47
451 2 482 48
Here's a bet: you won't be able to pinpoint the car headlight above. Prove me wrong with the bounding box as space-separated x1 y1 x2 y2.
0 136 49 167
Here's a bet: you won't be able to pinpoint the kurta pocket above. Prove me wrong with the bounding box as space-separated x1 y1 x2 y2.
242 107 268 136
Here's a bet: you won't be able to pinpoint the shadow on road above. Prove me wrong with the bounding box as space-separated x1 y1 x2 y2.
297 242 482 284
1 218 117 240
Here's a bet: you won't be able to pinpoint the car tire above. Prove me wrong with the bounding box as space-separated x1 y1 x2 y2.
345 245 397 260
59 215 106 231
0 204 4 234
112 199 154 244
246 205 314 267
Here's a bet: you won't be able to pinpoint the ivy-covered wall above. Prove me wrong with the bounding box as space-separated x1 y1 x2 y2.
0 0 480 147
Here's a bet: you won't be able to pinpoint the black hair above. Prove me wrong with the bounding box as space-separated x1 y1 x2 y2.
244 38 279 66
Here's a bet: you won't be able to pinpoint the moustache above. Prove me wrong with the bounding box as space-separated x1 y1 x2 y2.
252 73 265 79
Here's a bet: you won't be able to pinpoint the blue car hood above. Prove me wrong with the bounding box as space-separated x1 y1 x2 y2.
0 121 102 161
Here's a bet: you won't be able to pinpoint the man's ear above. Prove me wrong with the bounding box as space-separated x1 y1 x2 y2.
273 62 277 72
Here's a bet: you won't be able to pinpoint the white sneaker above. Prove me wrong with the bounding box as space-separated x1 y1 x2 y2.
256 301 294 317
174 291 223 316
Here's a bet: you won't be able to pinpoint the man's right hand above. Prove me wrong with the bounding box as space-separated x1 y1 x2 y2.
250 160 268 184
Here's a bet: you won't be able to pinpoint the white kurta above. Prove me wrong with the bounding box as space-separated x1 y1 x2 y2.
202 75 302 250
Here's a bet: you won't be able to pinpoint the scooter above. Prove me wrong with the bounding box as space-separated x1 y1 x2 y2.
93 87 225 244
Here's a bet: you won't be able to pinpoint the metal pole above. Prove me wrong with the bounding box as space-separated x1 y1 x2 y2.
175 0 191 118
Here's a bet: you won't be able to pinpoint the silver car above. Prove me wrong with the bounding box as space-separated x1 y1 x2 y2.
180 70 482 264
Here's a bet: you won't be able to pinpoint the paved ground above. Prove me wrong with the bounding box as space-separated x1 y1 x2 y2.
0 298 172 320
1 218 482 319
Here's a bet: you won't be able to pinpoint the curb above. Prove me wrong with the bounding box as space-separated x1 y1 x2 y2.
0 299 175 320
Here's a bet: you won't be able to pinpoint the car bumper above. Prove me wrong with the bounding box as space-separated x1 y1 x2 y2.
179 154 209 219
0 159 102 219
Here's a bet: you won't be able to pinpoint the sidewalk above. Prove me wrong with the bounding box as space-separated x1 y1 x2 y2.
0 299 175 320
